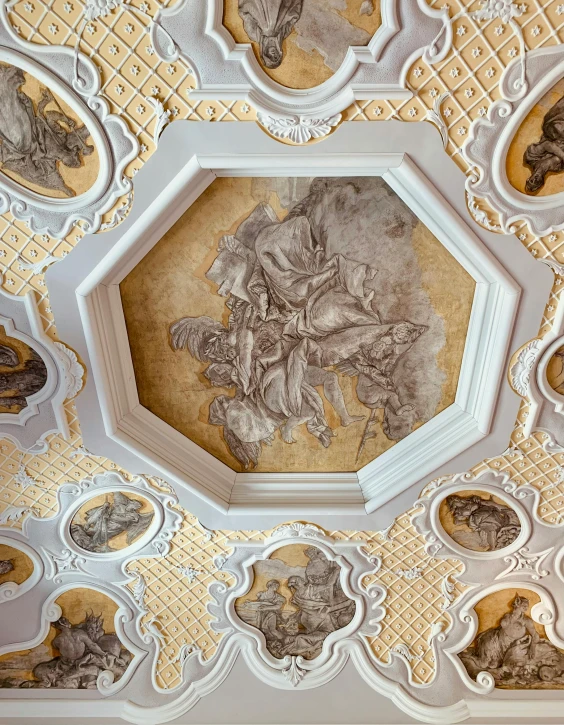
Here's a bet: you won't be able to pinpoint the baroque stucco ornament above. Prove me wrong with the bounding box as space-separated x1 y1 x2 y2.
151 0 452 118
0 0 138 238
464 44 564 236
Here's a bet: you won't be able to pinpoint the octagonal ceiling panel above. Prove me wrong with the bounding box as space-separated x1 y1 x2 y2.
120 175 475 474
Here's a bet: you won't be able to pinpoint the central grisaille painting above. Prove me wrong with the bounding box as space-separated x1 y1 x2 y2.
120 177 475 473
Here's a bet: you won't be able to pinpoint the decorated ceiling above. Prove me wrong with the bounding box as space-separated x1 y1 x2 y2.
3 0 564 721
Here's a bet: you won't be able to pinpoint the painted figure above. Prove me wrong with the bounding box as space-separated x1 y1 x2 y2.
460 595 564 687
0 343 48 412
170 179 427 468
238 0 304 68
0 64 94 196
0 611 131 688
524 95 564 193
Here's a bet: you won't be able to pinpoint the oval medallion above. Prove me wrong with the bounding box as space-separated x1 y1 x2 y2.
0 61 99 199
235 544 355 659
506 78 564 197
439 490 522 553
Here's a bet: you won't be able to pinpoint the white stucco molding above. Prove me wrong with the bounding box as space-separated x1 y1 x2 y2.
0 0 138 237
0 284 83 452
152 0 452 119
464 45 564 237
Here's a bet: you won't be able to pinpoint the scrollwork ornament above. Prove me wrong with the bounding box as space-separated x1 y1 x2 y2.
510 339 541 397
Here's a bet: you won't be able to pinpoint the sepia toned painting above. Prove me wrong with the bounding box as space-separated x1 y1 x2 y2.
0 63 99 198
0 543 34 586
0 327 48 414
546 345 564 395
459 589 564 689
70 491 154 554
507 78 564 197
439 490 521 552
0 588 131 688
120 176 475 473
235 544 355 659
223 0 381 89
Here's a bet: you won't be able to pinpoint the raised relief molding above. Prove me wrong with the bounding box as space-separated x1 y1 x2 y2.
53 342 85 400
510 339 541 397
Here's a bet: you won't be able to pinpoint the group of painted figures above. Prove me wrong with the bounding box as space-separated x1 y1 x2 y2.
236 547 355 660
0 342 47 413
170 179 426 468
0 612 131 689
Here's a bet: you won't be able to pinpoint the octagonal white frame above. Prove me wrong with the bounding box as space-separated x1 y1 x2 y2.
70 121 522 516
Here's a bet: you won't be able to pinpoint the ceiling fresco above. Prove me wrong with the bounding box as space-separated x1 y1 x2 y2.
121 175 474 473
3 0 564 721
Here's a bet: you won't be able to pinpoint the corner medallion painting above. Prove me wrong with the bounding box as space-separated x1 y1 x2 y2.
235 544 355 659
439 490 521 553
506 78 564 197
0 588 131 688
120 177 475 473
223 0 382 89
0 62 99 198
69 491 155 554
459 589 564 689
0 327 48 414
